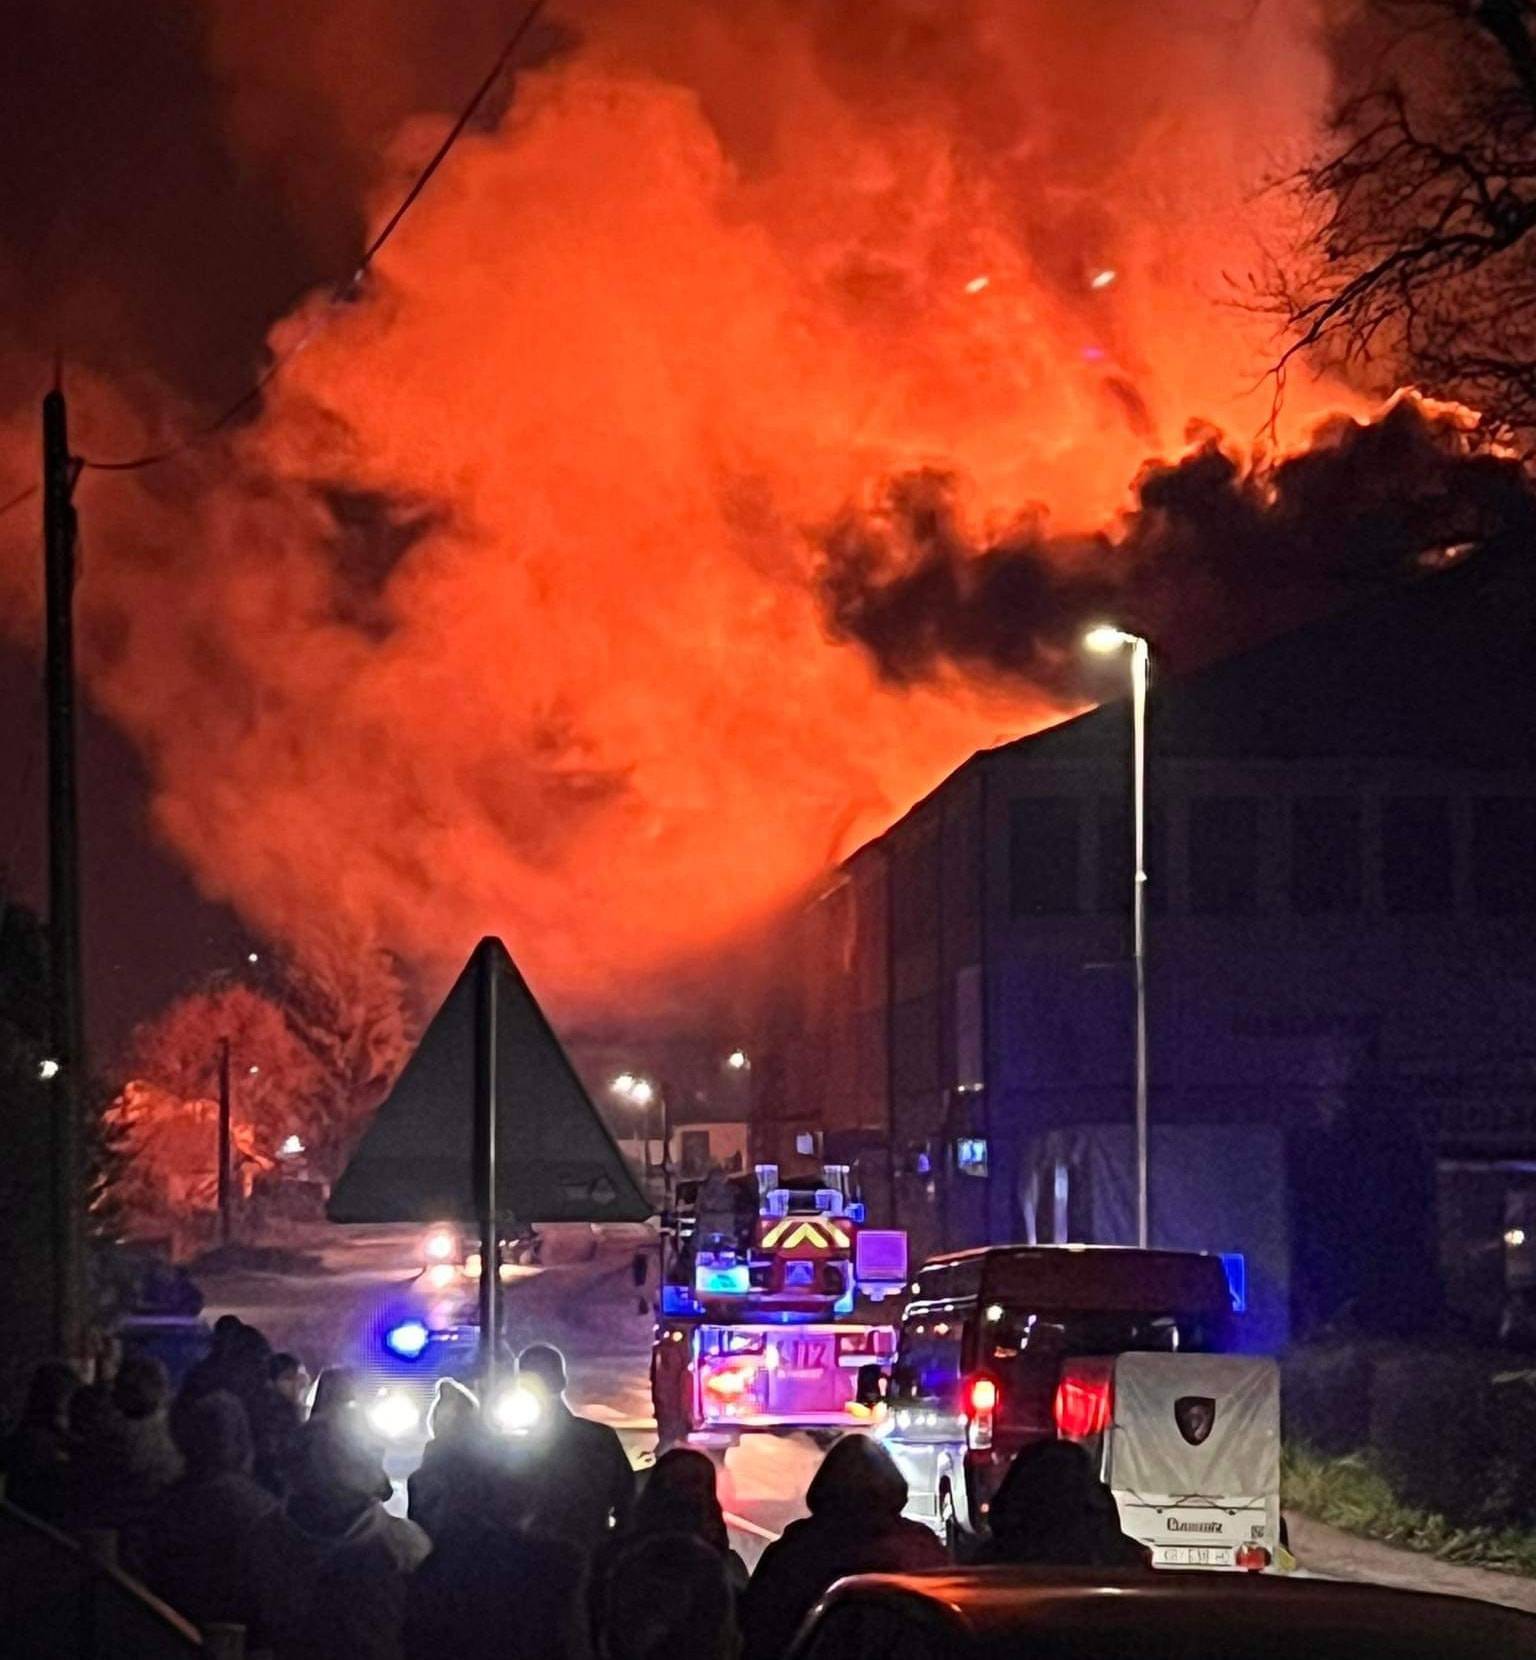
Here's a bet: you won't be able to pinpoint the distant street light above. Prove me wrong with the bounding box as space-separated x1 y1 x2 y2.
247 952 260 965
38 1057 61 1081
609 1073 669 1193
726 1048 750 1072
278 1134 305 1158
1085 623 1152 1249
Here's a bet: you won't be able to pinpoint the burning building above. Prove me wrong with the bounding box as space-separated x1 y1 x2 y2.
751 547 1536 1349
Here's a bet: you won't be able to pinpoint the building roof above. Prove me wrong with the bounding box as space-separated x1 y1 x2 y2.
1006 546 1536 768
854 548 1536 870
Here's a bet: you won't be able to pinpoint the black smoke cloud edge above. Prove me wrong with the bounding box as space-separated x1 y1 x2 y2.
816 398 1536 696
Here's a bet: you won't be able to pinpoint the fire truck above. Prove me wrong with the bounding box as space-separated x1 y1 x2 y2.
648 1164 908 1445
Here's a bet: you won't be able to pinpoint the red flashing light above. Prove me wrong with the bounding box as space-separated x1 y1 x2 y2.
1234 1543 1271 1573
1053 1367 1112 1439
968 1376 999 1415
703 1365 753 1398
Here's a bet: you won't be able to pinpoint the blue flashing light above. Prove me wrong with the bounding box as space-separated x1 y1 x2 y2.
384 1319 431 1360
846 1202 866 1224
697 1264 751 1296
833 1286 855 1317
1220 1252 1248 1314
661 1284 705 1318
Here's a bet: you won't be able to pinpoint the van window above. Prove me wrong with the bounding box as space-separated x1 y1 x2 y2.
985 1306 1225 1366
977 1249 1232 1318
889 1309 968 1406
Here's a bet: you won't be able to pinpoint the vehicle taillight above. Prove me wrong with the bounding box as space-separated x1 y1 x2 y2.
1053 1364 1112 1439
1234 1543 1271 1573
966 1374 999 1450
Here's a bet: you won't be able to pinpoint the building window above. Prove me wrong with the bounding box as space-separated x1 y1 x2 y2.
1290 796 1362 915
1382 796 1454 914
1473 797 1536 915
679 1130 712 1178
1188 797 1261 915
1096 795 1166 916
1008 797 1082 917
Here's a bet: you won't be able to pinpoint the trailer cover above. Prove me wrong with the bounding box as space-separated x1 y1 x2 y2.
1104 1352 1279 1498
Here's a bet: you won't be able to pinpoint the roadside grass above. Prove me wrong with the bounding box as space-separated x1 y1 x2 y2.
1284 1443 1536 1578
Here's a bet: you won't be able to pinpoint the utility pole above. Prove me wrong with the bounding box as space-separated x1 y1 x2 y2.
43 381 85 1361
217 1038 232 1244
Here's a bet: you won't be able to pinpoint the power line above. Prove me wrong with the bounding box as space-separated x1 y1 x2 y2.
0 481 39 522
76 0 551 476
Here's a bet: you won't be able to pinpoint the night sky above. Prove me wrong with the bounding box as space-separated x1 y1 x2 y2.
6 2 1523 1071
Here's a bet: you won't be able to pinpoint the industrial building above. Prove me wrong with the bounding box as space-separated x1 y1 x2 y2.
751 549 1536 1349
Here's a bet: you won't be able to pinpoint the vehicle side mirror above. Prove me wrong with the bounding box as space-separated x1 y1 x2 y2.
855 1362 888 1408
632 1251 650 1288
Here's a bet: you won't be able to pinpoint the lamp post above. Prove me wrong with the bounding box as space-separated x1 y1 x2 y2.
1084 624 1151 1249
611 1073 670 1204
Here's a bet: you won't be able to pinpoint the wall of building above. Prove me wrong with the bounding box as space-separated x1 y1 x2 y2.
753 559 1536 1333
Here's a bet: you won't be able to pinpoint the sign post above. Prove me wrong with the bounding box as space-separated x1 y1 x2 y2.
329 935 653 1392
475 940 501 1392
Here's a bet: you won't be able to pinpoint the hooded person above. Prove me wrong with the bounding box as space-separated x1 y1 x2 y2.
177 1315 247 1411
242 1416 430 1660
601 1532 736 1660
975 1439 1150 1570
69 1352 184 1570
145 1390 279 1630
590 1447 747 1637
404 1456 590 1660
741 1436 945 1660
407 1378 493 1541
304 1364 391 1500
112 1353 185 1489
1 1360 78 1526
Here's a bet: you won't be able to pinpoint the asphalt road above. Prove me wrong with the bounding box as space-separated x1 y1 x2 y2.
196 1221 1536 1606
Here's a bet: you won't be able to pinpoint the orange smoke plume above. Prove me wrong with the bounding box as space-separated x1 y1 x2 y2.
2 3 1394 1015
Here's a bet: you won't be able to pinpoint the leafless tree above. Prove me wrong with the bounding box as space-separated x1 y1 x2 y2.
1275 1 1536 447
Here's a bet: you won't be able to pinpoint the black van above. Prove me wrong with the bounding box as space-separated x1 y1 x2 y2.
880 1244 1236 1542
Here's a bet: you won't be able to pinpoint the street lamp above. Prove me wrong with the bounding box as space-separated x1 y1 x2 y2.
611 1073 670 1198
1085 624 1152 1249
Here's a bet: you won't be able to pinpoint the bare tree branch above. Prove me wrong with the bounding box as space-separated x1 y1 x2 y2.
1268 0 1536 449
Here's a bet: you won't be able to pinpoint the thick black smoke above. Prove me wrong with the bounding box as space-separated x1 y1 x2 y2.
818 397 1536 693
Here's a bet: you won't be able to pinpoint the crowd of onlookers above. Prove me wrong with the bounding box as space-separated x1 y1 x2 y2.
1 1318 1147 1660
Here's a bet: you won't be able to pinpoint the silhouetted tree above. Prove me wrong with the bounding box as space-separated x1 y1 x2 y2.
1274 1 1536 448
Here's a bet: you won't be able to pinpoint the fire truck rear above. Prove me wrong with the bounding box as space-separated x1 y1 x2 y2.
650 1166 907 1444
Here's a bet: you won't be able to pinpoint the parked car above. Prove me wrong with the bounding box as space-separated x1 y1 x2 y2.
784 1567 1535 1660
879 1245 1238 1543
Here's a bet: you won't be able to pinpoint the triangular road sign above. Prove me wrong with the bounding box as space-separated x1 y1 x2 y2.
328 937 651 1225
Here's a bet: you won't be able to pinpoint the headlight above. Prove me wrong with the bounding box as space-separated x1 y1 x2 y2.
491 1385 543 1434
368 1391 421 1441
423 1228 456 1262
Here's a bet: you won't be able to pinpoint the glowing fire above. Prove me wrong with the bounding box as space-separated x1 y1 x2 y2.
0 2 1374 1017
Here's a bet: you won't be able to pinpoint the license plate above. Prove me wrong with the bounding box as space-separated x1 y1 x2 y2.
1154 1544 1232 1569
